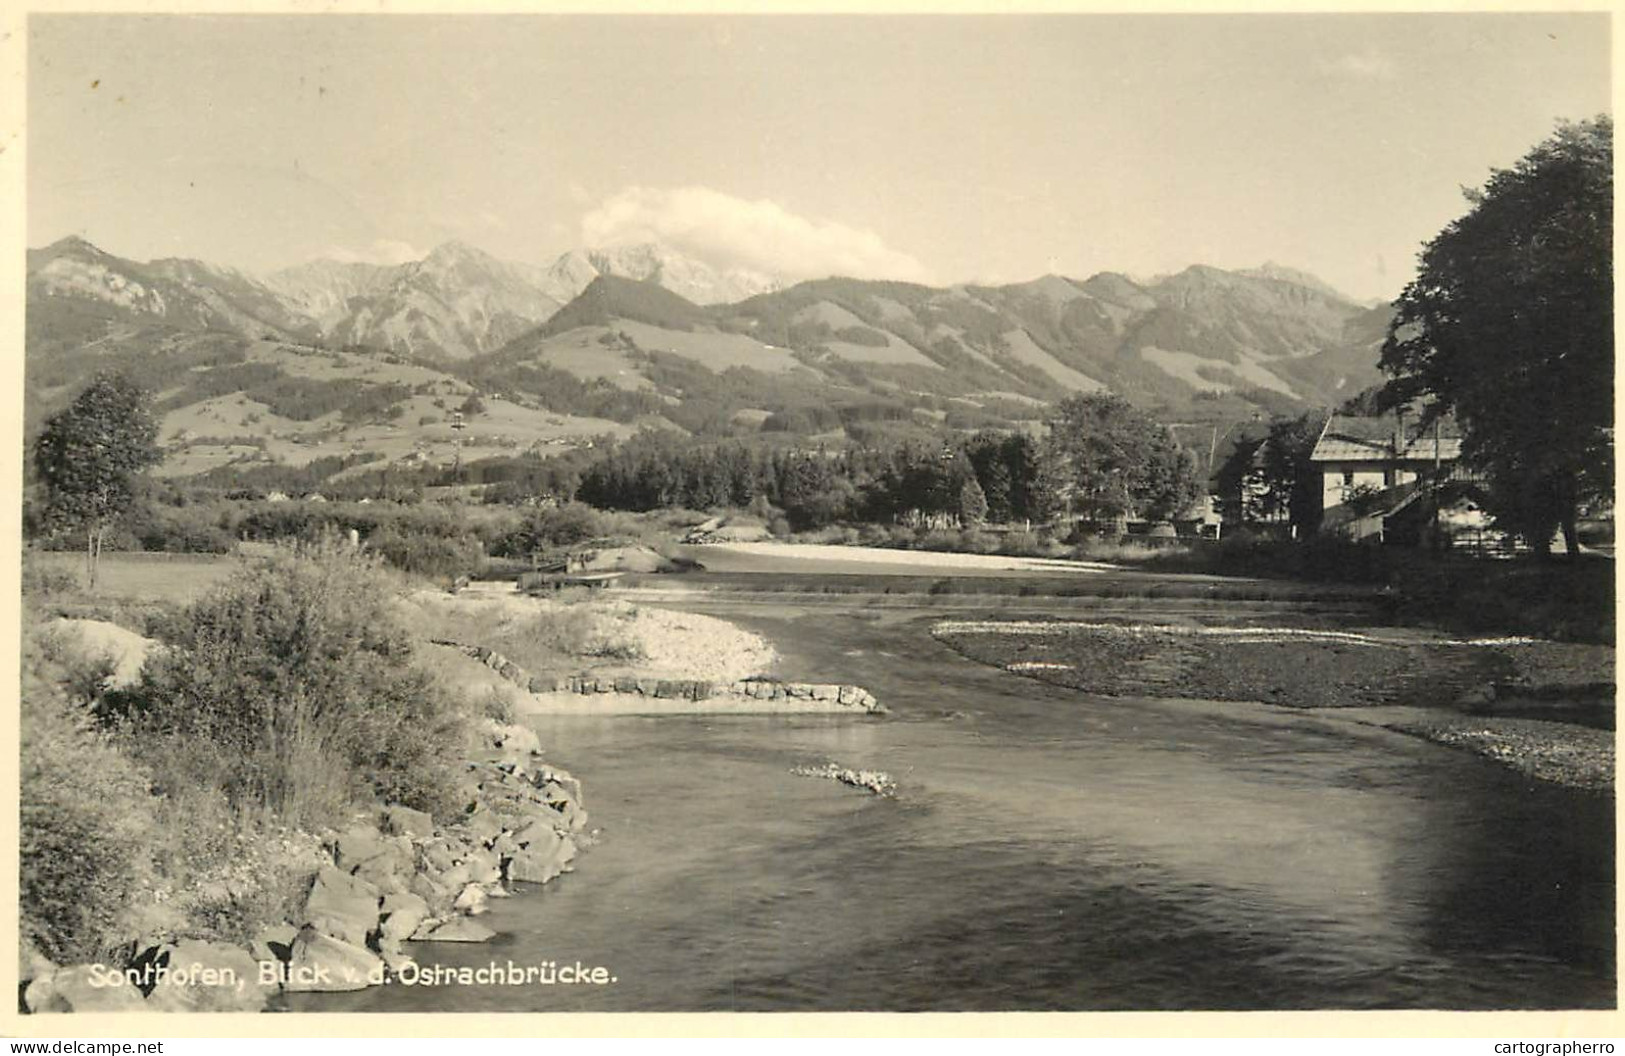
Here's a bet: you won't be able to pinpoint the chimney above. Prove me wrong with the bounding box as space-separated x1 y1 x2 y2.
1393 408 1407 459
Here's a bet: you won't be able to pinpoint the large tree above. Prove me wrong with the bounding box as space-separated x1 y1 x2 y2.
1045 393 1202 523
1380 116 1612 555
33 373 161 589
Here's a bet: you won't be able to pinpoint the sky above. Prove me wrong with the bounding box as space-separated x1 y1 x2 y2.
26 12 1612 302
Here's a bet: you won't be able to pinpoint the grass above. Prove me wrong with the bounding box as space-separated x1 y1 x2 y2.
29 550 239 606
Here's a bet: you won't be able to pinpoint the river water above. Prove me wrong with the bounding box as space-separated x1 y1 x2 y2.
314 602 1614 1012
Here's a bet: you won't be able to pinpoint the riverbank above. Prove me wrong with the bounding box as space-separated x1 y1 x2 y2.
407 586 883 716
933 618 1614 793
22 725 588 1012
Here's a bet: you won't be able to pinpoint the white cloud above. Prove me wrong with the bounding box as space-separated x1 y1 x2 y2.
1321 49 1398 81
580 186 931 283
322 238 426 265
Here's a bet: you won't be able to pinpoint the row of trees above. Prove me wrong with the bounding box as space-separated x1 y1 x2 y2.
573 393 1203 531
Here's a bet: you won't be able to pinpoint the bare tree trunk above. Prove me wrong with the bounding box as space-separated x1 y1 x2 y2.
86 525 96 592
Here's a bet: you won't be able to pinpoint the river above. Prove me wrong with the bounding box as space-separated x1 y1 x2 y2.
310 597 1614 1013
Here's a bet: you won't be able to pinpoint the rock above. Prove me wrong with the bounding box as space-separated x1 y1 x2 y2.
495 725 542 757
378 944 416 977
810 683 837 701
414 916 496 943
437 861 474 890
248 922 298 966
410 871 454 916
544 797 588 833
465 847 503 885
453 883 490 916
24 965 147 1012
284 930 385 993
528 674 556 693
144 940 275 1012
379 891 431 945
459 807 505 845
491 831 520 856
506 831 576 885
302 865 381 947
19 941 54 986
380 804 435 839
511 817 562 847
419 838 458 874
536 764 584 804
338 828 414 891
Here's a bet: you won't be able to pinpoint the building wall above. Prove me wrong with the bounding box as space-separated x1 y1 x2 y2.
1321 465 1389 511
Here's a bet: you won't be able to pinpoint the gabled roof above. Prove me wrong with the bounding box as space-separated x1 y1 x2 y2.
1310 414 1462 463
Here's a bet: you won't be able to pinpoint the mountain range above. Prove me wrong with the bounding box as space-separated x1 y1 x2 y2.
25 234 1392 482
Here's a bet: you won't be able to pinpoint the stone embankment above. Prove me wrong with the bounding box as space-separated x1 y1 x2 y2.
22 741 585 1012
438 640 885 714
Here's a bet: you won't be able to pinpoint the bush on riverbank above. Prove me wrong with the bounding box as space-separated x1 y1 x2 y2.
20 538 490 963
21 632 157 962
123 538 469 825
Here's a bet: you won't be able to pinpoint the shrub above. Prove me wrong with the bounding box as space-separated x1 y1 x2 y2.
998 530 1048 558
489 502 611 558
369 524 485 582
951 529 997 554
21 634 155 962
125 538 469 827
22 557 82 597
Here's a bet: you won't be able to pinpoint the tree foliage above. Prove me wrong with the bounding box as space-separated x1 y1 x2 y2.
1380 116 1613 553
1045 393 1202 522
33 372 161 588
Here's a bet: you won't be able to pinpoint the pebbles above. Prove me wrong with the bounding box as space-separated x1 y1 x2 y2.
791 762 897 797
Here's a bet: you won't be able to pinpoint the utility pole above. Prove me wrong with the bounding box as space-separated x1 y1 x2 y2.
451 410 466 485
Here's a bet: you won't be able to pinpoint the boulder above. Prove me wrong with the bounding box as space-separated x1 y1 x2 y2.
465 847 504 885
543 797 587 833
436 861 474 890
24 965 147 1013
284 930 384 993
536 764 584 805
419 838 458 874
379 891 431 945
506 832 576 885
414 917 495 943
458 807 505 845
333 826 390 871
248 922 298 966
378 944 416 978
494 724 542 757
144 940 276 1013
453 883 490 916
19 942 54 986
302 865 381 947
409 873 455 917
511 817 563 848
380 804 435 840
